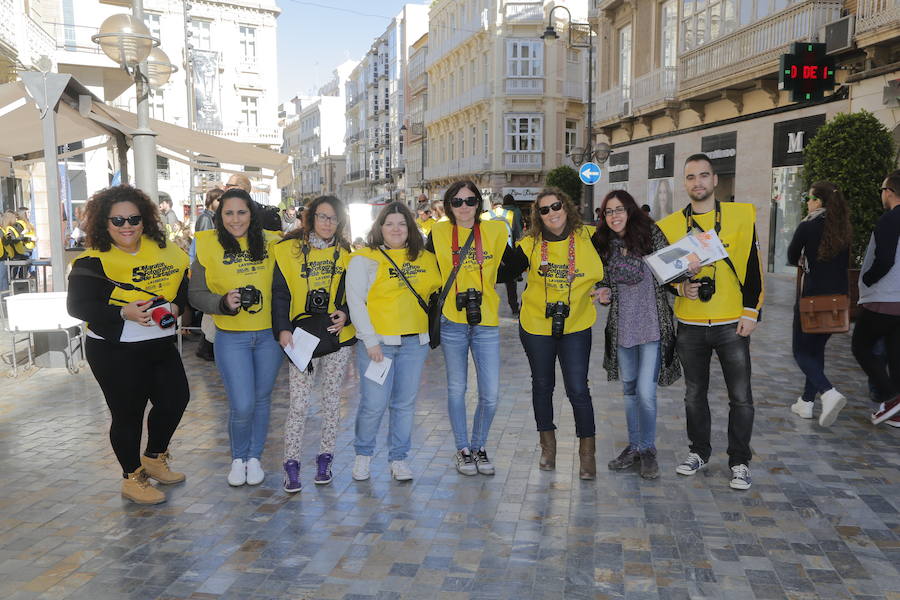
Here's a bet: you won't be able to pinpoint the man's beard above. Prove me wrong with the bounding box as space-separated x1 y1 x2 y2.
689 188 713 202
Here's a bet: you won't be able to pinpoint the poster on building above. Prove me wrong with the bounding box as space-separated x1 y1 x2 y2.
649 177 675 218
192 49 223 131
501 187 542 203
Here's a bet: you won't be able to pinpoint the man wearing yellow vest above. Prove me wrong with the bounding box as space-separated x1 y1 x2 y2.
656 153 764 491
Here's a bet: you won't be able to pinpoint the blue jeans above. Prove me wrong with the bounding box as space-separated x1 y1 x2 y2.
354 337 429 461
215 328 284 460
0 260 8 292
792 304 833 401
440 316 500 450
519 326 595 438
618 341 661 451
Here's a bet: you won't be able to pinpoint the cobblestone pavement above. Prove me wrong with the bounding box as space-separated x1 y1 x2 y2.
0 274 897 600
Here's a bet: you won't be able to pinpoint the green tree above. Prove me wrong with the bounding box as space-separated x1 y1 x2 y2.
545 165 582 205
802 110 896 266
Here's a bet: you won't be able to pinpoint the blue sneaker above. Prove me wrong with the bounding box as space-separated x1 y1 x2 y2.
675 452 706 476
314 453 333 485
729 464 752 490
283 460 301 493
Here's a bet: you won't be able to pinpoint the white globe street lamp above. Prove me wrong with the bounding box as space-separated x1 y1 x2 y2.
145 47 179 89
91 14 158 69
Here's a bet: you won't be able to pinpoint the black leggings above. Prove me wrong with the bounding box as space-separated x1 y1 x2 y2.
86 337 190 474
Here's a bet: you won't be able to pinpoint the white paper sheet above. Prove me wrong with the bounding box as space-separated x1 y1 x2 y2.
364 355 392 385
283 327 319 371
643 230 729 285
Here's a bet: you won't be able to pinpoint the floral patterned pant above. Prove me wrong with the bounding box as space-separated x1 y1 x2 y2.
283 345 352 462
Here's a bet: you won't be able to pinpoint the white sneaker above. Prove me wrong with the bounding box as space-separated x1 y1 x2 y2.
227 459 246 486
790 397 814 419
352 455 371 481
245 458 265 485
818 388 846 427
390 460 413 481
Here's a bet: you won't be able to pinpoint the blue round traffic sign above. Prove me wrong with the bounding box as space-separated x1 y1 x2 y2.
579 162 602 185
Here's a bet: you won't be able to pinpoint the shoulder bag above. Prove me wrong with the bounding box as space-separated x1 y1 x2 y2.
797 258 849 334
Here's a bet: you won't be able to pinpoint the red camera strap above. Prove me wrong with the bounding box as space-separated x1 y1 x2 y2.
539 232 576 282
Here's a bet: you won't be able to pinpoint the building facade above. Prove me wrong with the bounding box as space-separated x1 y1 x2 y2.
589 0 899 274
48 0 281 218
423 0 590 205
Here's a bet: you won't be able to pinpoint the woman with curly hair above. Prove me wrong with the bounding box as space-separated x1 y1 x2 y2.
593 190 681 480
787 181 851 426
271 195 356 492
189 189 283 487
67 185 190 505
503 188 605 479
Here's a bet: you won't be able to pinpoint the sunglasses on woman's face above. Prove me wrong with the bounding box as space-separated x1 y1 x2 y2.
538 201 563 216
450 196 479 208
108 215 143 227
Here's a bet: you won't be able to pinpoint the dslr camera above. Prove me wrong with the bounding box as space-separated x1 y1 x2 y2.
693 276 716 302
146 296 176 329
545 301 570 339
455 288 483 325
238 285 262 311
305 288 330 314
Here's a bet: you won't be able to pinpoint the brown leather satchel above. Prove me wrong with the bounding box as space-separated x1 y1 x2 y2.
798 294 850 334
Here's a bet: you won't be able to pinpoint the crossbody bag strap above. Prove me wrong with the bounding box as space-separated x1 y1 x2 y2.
441 229 476 304
378 248 430 314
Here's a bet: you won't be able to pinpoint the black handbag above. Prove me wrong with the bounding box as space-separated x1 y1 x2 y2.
292 313 342 358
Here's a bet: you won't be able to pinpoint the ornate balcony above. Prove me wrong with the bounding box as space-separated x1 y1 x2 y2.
632 67 678 112
504 152 542 170
678 0 841 94
856 0 900 34
504 1 544 24
506 77 544 95
595 85 631 123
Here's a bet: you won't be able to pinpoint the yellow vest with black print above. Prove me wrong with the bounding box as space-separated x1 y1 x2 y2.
14 220 35 254
518 225 605 336
656 202 763 324
195 230 280 331
431 219 509 326
79 236 188 307
353 247 442 336
272 239 356 343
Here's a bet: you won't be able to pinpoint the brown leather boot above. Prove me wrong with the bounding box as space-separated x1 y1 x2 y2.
121 467 165 505
141 451 185 484
579 437 596 480
538 430 556 471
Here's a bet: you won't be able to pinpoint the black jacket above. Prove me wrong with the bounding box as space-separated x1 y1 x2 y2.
787 214 849 297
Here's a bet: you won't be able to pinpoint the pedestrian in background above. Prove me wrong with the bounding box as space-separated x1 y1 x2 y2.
67 185 190 505
852 170 900 426
506 188 605 479
426 180 515 476
485 194 522 315
594 190 681 480
193 187 223 361
272 196 356 492
346 202 441 482
787 181 851 426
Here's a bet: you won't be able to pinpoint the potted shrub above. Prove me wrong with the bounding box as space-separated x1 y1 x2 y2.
802 110 896 317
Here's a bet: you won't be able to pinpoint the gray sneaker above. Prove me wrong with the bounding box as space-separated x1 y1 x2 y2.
474 447 495 475
607 445 640 471
729 464 752 490
455 449 477 476
675 452 706 476
639 448 659 480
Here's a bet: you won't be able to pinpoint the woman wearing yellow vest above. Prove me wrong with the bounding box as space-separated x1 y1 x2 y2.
0 211 14 292
346 202 441 482
272 196 356 493
505 188 605 479
67 186 190 505
189 189 283 488
425 180 515 476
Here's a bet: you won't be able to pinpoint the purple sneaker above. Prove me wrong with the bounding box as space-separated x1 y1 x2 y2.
314 453 333 485
283 460 301 493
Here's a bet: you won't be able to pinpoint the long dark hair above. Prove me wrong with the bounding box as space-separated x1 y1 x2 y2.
443 180 483 225
215 189 266 261
284 195 350 252
593 190 654 258
525 187 583 240
809 181 851 261
367 201 424 261
82 185 167 251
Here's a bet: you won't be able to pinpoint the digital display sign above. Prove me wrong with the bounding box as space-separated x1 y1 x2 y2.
779 42 836 102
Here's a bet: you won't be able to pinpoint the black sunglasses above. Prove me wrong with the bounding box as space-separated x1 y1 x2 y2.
108 215 143 227
450 196 479 208
538 201 563 216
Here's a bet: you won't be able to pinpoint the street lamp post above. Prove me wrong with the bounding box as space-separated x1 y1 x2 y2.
92 4 177 202
542 7 595 219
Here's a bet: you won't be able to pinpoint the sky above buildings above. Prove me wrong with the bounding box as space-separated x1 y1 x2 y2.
277 1 429 104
